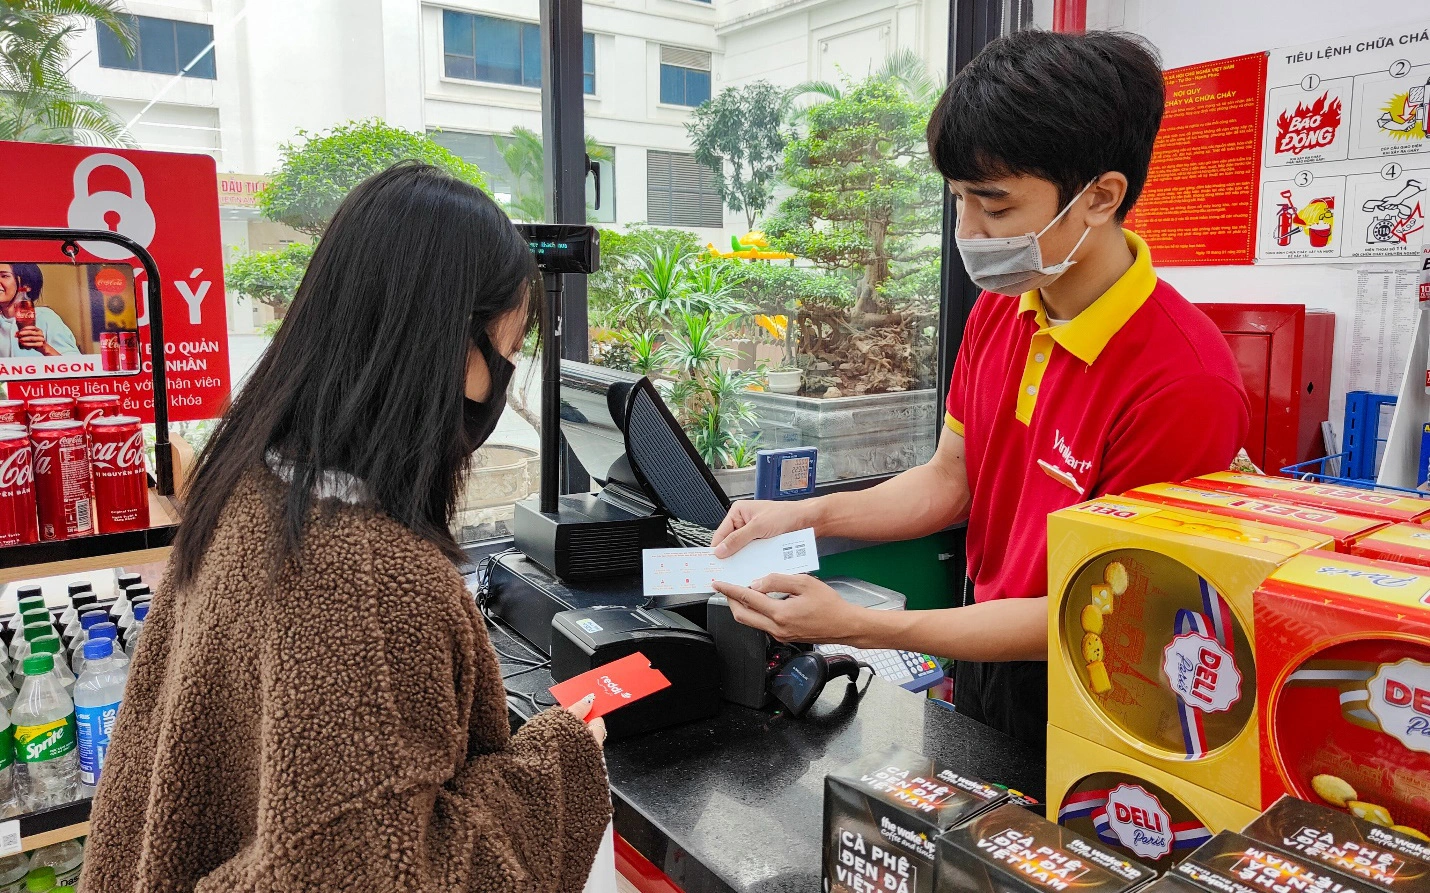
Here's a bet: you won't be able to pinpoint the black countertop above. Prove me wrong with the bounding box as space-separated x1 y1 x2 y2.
492 620 1045 893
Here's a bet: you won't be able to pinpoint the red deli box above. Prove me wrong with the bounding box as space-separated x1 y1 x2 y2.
1125 482 1387 551
1351 523 1430 570
1255 549 1430 843
1190 473 1430 524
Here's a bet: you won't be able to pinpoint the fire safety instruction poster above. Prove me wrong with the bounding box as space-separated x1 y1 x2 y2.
1257 22 1430 263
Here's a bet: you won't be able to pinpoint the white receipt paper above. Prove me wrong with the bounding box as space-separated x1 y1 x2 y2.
642 528 819 597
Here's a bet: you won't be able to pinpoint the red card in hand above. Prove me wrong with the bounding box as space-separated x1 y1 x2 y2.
549 652 672 720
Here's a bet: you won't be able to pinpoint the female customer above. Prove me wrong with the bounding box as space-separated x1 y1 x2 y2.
81 163 611 892
0 262 80 357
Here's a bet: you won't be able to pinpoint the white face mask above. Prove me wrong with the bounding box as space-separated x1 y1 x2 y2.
955 180 1096 296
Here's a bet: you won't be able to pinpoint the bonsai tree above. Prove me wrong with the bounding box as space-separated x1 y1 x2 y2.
766 67 943 322
686 80 790 230
224 242 314 320
258 119 489 236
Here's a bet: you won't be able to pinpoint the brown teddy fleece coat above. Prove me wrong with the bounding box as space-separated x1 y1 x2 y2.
80 469 612 892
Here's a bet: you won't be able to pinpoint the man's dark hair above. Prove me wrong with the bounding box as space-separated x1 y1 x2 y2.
169 162 540 588
927 29 1164 220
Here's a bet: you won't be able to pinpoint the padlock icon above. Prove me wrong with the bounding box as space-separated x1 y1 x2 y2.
67 154 157 261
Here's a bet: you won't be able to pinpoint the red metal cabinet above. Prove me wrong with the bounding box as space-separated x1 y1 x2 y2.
1196 304 1334 474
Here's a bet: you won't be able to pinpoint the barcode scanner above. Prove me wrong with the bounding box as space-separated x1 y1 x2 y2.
770 651 868 717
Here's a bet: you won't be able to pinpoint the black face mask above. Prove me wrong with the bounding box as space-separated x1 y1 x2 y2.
462 334 516 454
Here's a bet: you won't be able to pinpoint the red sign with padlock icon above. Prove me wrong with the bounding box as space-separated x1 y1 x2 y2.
0 141 231 423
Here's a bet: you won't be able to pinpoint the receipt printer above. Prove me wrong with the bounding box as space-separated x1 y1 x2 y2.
550 607 721 739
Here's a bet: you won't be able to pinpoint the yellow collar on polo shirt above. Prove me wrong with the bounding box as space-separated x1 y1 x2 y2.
1016 229 1156 366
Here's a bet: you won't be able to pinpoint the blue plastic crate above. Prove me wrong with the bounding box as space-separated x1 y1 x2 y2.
1280 391 1429 498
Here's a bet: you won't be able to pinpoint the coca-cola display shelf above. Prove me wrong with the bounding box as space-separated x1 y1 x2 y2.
0 228 180 588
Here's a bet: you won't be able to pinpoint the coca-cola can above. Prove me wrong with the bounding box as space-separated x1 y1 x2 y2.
99 332 121 372
76 395 121 430
119 331 140 373
26 397 75 426
0 400 25 426
0 425 37 545
88 415 148 534
31 420 92 541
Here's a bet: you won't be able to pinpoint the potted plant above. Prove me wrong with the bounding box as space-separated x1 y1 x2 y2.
765 364 803 394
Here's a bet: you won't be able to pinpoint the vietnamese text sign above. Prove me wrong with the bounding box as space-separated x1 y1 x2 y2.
1127 53 1267 266
0 142 231 422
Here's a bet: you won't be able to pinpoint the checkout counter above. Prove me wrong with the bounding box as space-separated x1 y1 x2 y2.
483 543 1045 893
481 362 1045 893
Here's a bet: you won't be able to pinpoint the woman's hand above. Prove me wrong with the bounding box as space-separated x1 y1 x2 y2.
16 326 50 354
565 694 607 747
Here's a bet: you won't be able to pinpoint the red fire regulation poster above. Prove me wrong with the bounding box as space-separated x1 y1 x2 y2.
1126 53 1268 266
0 142 231 422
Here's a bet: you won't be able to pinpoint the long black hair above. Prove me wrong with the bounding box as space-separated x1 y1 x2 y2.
170 162 539 587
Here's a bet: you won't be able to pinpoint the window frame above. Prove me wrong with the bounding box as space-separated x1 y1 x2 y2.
645 149 723 228
440 8 594 95
97 14 216 79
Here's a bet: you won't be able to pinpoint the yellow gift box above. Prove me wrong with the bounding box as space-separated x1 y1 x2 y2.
1046 725 1260 875
1047 497 1330 810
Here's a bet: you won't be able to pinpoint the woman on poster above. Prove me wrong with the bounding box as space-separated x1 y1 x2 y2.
0 262 80 357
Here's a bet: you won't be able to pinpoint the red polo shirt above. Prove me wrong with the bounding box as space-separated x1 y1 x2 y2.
946 230 1250 604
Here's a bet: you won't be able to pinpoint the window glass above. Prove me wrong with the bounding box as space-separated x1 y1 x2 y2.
474 17 523 85
136 16 178 75
175 22 216 79
584 33 596 94
442 9 476 80
97 21 138 71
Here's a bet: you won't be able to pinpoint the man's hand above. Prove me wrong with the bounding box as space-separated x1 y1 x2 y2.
711 573 863 644
711 499 818 558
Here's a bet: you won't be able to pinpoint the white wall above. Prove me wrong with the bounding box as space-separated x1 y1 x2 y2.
1089 1 1429 442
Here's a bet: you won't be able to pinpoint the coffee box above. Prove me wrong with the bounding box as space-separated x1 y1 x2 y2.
935 802 1156 893
1046 725 1260 875
1048 497 1330 809
1174 831 1384 893
1138 879 1205 892
1349 523 1430 569
824 746 1008 893
1254 550 1430 840
1189 473 1430 524
1125 482 1387 551
1243 795 1430 890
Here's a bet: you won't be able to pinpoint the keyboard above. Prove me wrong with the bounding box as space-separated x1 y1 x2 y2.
668 517 715 548
817 644 945 693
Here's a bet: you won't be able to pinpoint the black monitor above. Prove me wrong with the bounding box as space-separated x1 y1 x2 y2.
559 360 731 529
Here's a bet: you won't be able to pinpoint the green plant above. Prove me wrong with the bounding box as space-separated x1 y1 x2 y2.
729 438 759 469
766 74 943 321
257 319 283 338
225 241 314 318
492 126 613 223
0 0 134 145
659 313 756 469
681 260 751 317
624 247 692 326
686 80 790 230
622 329 663 377
258 119 490 236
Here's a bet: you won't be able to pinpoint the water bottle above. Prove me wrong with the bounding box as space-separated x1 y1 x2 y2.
68 613 111 676
12 655 78 811
125 604 149 659
10 596 42 636
27 640 72 693
74 639 125 789
0 698 15 816
27 840 81 887
0 853 26 893
57 583 91 630
0 674 15 714
21 866 52 892
116 596 146 633
11 623 53 676
85 625 128 670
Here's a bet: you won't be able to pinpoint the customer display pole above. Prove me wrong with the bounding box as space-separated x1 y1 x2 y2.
540 271 563 514
540 0 592 497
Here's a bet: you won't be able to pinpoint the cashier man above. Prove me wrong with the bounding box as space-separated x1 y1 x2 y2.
711 29 1250 750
